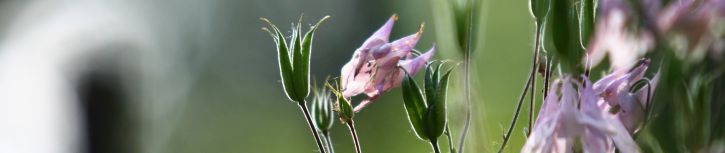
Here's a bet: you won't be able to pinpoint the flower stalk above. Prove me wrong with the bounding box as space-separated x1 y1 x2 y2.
326 80 361 153
444 126 456 153
312 81 336 153
458 3 474 153
298 102 328 153
322 131 334 153
346 121 362 153
430 139 442 153
498 22 543 153
262 15 330 153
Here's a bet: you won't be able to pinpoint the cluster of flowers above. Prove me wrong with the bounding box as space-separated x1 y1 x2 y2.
265 0 723 152
589 0 724 69
524 61 658 152
524 0 723 152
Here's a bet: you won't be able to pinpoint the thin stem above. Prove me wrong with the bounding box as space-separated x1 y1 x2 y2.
497 24 541 153
430 139 442 153
323 131 335 153
634 79 653 139
458 0 477 152
527 25 542 137
543 56 553 99
445 125 456 153
497 73 533 153
346 121 362 153
298 102 327 153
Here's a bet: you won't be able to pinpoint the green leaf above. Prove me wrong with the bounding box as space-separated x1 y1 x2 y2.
424 63 439 107
296 16 330 103
402 73 429 140
261 18 297 102
579 0 594 48
291 16 308 102
426 67 453 140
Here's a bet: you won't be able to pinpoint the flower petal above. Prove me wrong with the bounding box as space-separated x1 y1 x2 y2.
387 25 424 58
400 46 435 74
362 15 397 47
606 114 641 152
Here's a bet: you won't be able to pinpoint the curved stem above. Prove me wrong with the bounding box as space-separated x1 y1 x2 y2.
458 0 477 152
497 24 541 153
445 125 456 153
634 79 653 139
497 73 533 153
527 25 542 137
298 102 327 153
346 121 362 153
430 139 442 153
323 131 335 153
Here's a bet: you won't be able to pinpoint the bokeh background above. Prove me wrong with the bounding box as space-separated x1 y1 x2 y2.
0 0 541 152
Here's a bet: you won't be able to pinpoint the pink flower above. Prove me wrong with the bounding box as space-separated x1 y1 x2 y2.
588 0 725 66
657 0 725 61
523 76 639 153
593 60 660 134
586 0 654 70
340 15 435 112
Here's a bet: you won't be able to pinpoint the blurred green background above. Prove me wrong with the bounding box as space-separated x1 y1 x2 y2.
165 0 536 152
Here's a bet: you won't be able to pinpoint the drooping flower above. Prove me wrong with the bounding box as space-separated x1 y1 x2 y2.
657 0 725 62
340 15 436 112
523 76 639 153
593 60 660 134
587 0 725 67
586 0 654 70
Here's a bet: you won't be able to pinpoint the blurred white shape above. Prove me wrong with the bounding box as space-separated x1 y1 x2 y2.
0 1 159 153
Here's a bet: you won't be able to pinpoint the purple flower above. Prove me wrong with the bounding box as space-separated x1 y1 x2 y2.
588 0 725 66
593 60 659 134
523 76 639 153
657 0 725 61
586 0 654 70
340 15 435 112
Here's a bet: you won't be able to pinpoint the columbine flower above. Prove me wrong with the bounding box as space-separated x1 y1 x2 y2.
523 76 639 153
340 15 436 112
593 60 660 134
586 0 654 70
657 0 725 62
588 0 725 67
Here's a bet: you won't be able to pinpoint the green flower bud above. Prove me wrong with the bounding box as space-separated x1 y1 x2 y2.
312 86 334 132
402 63 454 141
262 16 330 103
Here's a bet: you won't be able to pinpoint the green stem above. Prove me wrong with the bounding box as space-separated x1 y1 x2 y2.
298 102 327 153
430 139 442 153
528 25 542 137
458 0 477 152
323 131 335 153
543 56 553 100
445 125 456 153
497 24 541 153
346 121 362 153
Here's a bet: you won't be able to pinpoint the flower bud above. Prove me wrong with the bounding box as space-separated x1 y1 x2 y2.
262 16 330 103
